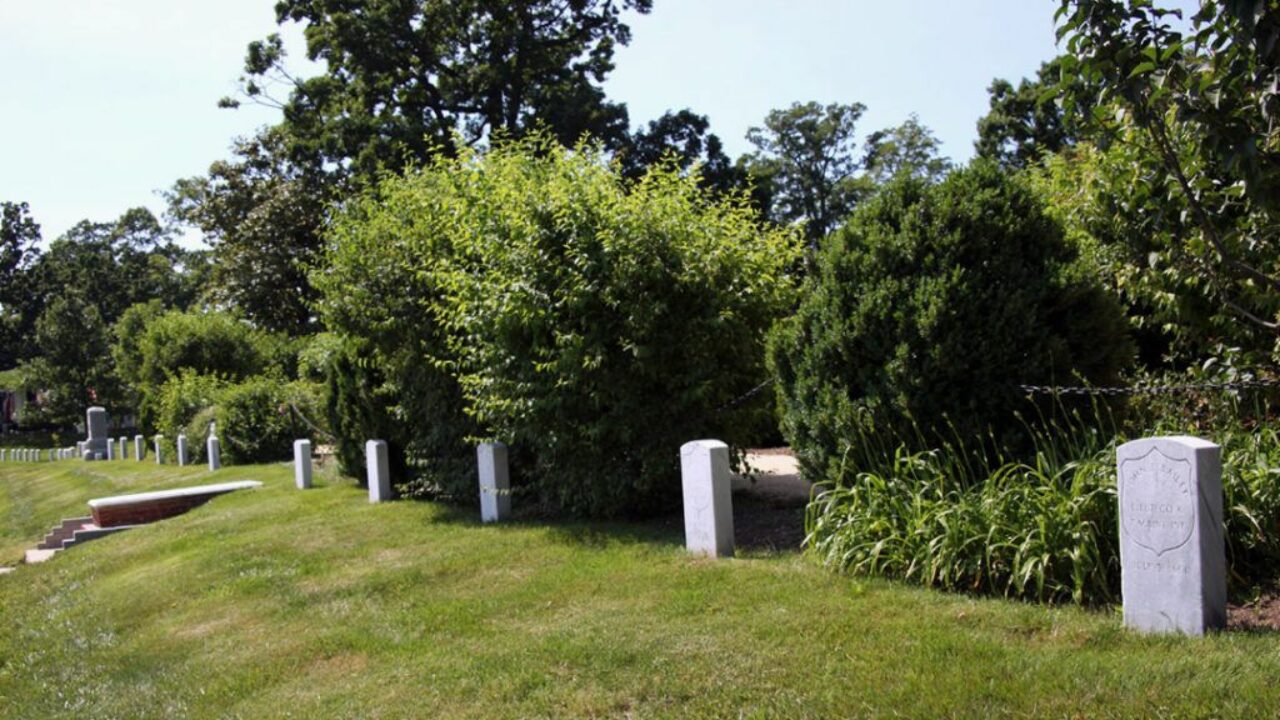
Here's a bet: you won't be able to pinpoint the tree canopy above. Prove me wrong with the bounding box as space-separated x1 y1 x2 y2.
1056 0 1280 351
975 57 1081 169
746 101 872 246
227 0 652 177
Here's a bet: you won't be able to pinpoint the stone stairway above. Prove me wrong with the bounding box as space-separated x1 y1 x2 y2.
37 516 94 550
24 517 137 564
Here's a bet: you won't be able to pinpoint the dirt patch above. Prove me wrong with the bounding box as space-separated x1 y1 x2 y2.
731 450 810 552
1229 592 1280 632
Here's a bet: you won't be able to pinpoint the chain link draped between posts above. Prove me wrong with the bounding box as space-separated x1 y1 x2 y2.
714 379 774 416
1018 378 1280 396
288 403 337 442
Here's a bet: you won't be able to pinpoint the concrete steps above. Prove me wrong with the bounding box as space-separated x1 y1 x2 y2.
23 517 140 564
62 524 135 549
37 516 93 550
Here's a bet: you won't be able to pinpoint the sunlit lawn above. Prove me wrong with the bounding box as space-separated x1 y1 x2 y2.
2 459 1280 718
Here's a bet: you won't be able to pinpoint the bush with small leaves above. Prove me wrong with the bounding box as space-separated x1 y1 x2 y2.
317 135 801 516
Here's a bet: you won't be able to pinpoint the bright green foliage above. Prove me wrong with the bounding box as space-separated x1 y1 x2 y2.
807 416 1119 604
212 377 318 464
806 415 1280 605
1056 1 1280 349
1028 142 1271 367
769 161 1133 483
318 136 801 516
153 371 228 461
129 310 286 430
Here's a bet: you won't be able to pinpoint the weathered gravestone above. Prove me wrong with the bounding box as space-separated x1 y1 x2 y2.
477 442 511 522
177 434 189 466
207 424 221 471
366 440 391 503
83 407 109 461
680 439 734 558
294 439 312 490
154 435 164 464
134 435 144 461
106 440 115 461
1117 436 1226 635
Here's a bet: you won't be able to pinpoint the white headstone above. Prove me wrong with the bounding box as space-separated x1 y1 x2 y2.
478 442 511 522
294 439 313 490
106 440 115 461
680 439 734 558
1118 435 1226 636
154 435 164 464
118 436 127 461
134 435 144 461
177 434 189 466
207 434 222 471
366 440 391 503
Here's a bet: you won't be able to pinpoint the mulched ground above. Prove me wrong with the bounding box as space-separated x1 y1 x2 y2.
1229 592 1280 632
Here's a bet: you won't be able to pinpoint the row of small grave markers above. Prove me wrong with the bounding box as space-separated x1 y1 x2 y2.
330 437 733 556
6 405 1230 637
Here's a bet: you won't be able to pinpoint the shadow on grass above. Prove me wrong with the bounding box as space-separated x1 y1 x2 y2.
411 488 807 556
421 499 687 549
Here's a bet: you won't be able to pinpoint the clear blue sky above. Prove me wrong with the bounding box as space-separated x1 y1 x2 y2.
1 1 1101 244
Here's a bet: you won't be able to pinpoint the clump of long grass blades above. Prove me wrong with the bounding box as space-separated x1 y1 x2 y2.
807 392 1280 604
805 401 1120 605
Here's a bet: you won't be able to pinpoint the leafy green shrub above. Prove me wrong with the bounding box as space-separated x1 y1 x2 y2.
153 370 227 462
769 161 1133 483
212 377 317 464
317 136 801 516
130 310 287 430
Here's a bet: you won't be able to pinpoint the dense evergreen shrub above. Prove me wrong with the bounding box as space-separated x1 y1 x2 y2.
322 340 417 490
317 136 801 516
768 161 1132 483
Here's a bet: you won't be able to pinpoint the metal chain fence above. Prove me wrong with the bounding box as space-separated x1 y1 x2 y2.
1018 378 1280 396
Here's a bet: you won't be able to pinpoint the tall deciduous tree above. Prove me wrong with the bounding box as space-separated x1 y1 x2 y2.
863 114 953 185
20 291 121 427
27 208 201 325
975 57 1081 169
0 201 42 369
169 129 329 335
746 101 872 245
617 109 745 195
226 0 652 177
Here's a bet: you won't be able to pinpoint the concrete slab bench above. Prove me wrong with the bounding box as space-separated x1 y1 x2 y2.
88 480 263 528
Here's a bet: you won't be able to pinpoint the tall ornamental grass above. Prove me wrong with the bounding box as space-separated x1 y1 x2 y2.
806 410 1280 605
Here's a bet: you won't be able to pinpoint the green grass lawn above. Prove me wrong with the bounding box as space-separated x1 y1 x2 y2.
3 460 1280 718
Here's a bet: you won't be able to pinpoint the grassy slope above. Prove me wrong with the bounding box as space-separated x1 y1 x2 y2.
2 462 1280 718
